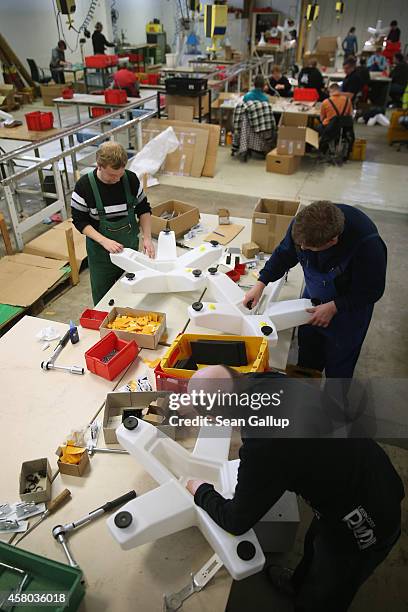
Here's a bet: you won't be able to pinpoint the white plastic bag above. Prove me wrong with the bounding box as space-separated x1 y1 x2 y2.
127 126 180 187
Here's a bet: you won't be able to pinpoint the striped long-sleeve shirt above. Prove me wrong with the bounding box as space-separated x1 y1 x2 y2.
71 169 151 234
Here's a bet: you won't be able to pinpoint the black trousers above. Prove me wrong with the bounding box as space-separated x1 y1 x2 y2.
50 69 65 84
292 517 400 612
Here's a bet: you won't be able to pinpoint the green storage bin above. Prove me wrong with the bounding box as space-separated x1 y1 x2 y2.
0 542 85 611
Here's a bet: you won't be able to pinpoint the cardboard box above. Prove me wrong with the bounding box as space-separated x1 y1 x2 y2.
142 118 220 178
19 458 52 503
304 36 338 67
241 241 260 259
167 104 194 122
24 219 87 267
0 254 67 308
100 307 166 350
143 119 209 178
40 83 69 106
103 391 175 443
266 148 301 175
218 208 230 225
166 93 209 119
0 84 16 112
150 200 200 238
251 198 300 253
57 446 90 477
277 113 319 156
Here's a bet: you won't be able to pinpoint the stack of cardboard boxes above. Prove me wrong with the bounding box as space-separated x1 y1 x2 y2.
266 113 319 175
303 37 338 68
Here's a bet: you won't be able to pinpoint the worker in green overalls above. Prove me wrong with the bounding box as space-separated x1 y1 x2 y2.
71 142 154 305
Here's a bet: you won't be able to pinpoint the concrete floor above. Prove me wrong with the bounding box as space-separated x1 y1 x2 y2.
1 101 407 611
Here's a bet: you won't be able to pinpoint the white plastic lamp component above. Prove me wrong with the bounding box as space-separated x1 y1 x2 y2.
156 230 177 261
189 302 279 347
122 268 208 294
107 419 265 580
205 270 246 307
266 299 313 331
111 231 223 294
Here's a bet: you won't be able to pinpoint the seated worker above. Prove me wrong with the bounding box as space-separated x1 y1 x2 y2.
267 65 292 97
243 200 387 379
113 64 140 97
389 53 408 106
367 47 388 72
243 75 269 103
319 83 353 132
186 365 404 612
298 59 325 100
71 142 154 305
49 40 67 84
356 57 370 88
341 57 363 101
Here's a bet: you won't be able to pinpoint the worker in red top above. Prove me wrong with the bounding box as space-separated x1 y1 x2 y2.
113 64 140 98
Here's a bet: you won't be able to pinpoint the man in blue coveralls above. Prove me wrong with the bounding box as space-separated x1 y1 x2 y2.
243 201 387 378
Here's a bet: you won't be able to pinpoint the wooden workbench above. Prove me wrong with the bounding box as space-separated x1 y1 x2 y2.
0 213 304 610
0 125 64 142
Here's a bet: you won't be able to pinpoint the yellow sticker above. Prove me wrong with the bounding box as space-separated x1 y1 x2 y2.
185 268 192 272
209 304 216 310
260 321 269 327
199 246 206 252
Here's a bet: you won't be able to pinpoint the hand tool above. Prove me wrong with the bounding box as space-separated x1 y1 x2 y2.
87 447 129 457
52 490 136 568
41 328 84 375
163 554 223 611
69 320 79 344
14 489 71 545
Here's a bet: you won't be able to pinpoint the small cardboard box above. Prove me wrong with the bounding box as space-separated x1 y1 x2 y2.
103 391 175 443
266 148 301 175
100 307 166 350
251 198 300 253
0 84 16 112
241 241 260 259
150 200 200 238
277 113 319 156
167 104 194 122
166 93 209 118
57 446 90 477
218 208 230 225
19 458 52 503
304 36 338 67
40 83 70 106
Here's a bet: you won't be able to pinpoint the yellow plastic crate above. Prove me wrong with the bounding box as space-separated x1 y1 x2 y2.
160 333 269 379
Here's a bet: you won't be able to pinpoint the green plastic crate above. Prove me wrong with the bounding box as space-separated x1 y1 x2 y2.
0 542 85 611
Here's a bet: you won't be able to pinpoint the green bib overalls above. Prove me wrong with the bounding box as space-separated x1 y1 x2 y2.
86 170 139 305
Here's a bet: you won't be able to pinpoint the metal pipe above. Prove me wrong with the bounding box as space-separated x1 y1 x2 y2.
0 94 157 165
0 110 158 185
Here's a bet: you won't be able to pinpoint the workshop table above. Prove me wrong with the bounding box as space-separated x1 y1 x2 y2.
1 213 305 610
52 91 158 128
0 125 65 143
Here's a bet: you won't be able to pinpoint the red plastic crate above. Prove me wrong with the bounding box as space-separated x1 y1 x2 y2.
85 331 139 381
293 88 319 102
62 88 74 99
80 309 109 330
235 263 246 275
91 106 111 117
85 54 118 68
154 362 189 393
25 111 54 131
147 73 160 85
104 89 128 104
226 269 241 283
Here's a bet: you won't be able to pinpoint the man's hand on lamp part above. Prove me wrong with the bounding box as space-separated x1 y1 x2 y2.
143 237 155 258
306 301 337 327
186 479 206 495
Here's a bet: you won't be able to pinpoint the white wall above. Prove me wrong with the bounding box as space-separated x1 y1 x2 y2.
115 0 176 51
307 0 408 52
0 0 111 74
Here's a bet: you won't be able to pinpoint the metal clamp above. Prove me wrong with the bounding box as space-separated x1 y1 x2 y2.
15 502 41 518
163 554 223 611
0 519 20 531
0 504 12 517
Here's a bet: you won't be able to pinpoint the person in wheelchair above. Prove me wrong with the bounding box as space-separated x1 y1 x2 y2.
318 83 354 159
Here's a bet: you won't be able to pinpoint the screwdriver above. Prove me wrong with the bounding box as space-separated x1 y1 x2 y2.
14 489 71 545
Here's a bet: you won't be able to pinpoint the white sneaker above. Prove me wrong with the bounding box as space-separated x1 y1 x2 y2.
376 113 390 127
367 116 378 126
